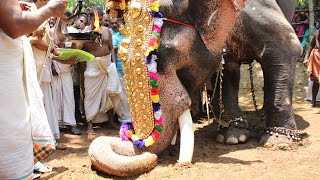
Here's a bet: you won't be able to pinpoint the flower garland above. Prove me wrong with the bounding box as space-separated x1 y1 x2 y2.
119 0 164 148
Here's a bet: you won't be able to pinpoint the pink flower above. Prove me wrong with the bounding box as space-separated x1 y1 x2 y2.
148 72 159 81
155 116 163 125
153 25 162 33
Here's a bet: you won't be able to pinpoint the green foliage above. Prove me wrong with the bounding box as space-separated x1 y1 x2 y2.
297 0 309 8
67 0 106 11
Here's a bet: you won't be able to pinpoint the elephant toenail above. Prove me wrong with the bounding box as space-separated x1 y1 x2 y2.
238 135 247 143
216 134 225 143
263 142 273 148
226 137 238 145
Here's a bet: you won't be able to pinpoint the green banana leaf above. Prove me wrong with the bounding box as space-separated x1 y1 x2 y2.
56 48 95 62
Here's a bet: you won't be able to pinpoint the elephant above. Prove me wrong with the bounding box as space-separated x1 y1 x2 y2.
207 0 303 145
88 0 246 177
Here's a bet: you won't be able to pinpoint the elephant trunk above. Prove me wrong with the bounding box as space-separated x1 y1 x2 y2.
88 116 179 177
88 106 179 177
88 137 158 177
88 70 192 176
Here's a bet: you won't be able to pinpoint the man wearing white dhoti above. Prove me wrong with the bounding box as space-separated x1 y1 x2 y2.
83 10 130 135
28 1 68 148
28 22 57 135
51 61 81 135
84 55 125 130
47 11 82 136
0 1 66 179
39 26 62 140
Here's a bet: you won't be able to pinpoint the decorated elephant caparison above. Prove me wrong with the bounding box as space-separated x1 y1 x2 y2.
207 0 302 145
88 0 246 177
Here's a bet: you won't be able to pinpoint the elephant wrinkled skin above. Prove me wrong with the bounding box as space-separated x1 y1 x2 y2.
88 0 246 177
209 0 302 145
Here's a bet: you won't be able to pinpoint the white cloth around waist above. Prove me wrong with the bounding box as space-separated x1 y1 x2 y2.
0 32 34 180
85 54 112 77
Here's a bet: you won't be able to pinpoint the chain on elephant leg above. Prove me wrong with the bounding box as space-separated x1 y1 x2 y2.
175 109 194 167
260 127 307 149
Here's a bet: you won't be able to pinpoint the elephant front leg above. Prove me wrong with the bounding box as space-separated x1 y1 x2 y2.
213 62 250 144
260 55 299 147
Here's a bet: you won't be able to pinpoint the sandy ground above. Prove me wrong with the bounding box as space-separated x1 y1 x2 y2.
41 63 320 180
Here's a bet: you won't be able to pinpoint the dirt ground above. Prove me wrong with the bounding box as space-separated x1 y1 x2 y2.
41 63 320 180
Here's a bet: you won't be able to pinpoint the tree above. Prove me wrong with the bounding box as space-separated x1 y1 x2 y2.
309 0 316 34
67 0 106 11
298 0 309 8
298 0 320 8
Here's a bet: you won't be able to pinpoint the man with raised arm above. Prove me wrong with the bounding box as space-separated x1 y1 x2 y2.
83 9 128 136
0 1 66 179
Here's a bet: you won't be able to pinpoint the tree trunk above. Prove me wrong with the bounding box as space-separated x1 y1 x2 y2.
309 0 315 34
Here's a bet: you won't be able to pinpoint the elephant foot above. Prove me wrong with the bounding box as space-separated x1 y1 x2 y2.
260 134 293 149
260 127 304 149
216 127 250 145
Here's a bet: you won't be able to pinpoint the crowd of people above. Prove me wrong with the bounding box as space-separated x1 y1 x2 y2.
0 0 130 179
291 11 320 114
292 11 310 48
304 29 320 114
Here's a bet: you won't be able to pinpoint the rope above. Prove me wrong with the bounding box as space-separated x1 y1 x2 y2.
164 18 196 29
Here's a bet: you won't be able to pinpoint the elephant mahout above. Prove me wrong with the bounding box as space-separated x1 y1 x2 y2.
88 0 246 177
208 0 303 145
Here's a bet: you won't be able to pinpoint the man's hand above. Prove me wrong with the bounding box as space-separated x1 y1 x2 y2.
45 0 67 17
32 26 46 39
0 0 66 39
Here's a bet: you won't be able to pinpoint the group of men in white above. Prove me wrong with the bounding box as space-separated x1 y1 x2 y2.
35 9 129 138
0 0 130 179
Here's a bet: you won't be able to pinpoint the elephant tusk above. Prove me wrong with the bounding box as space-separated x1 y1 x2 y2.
171 131 178 146
178 109 194 164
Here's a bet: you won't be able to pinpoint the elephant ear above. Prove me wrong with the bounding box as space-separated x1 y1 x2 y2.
189 0 246 54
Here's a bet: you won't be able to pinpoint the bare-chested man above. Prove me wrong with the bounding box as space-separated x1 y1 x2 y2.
83 9 128 135
102 13 110 27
